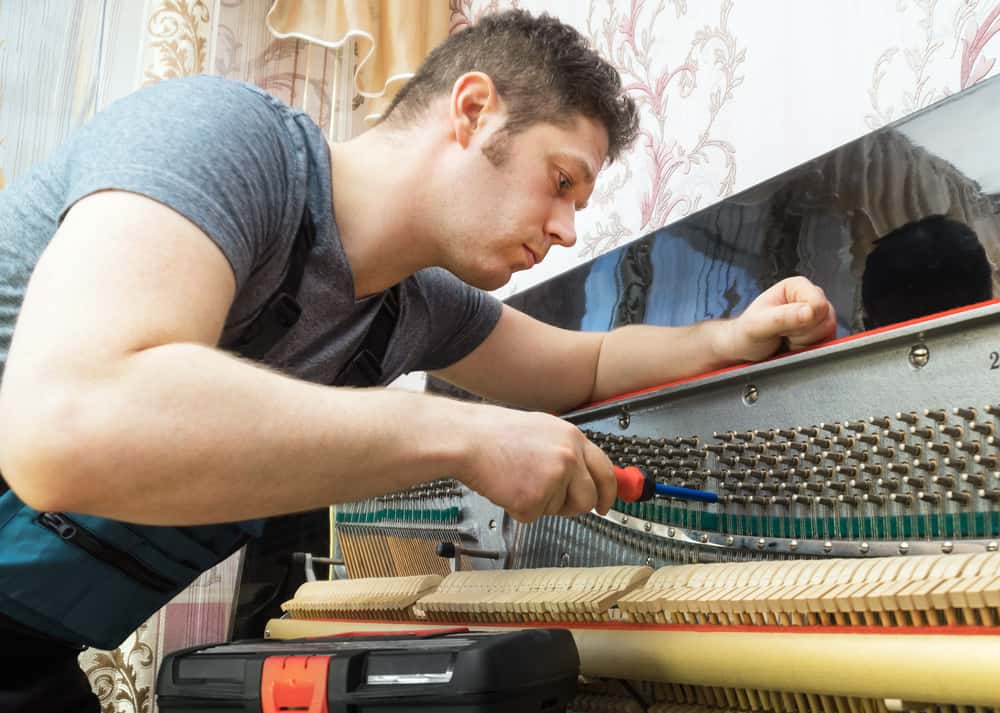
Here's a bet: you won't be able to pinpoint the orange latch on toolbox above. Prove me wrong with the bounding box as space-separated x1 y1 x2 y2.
262 656 330 713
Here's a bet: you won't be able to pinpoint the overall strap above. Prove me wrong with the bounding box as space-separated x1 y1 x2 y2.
332 285 400 387
230 208 316 361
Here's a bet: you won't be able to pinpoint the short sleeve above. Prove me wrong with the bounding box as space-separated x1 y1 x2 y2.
58 75 305 291
403 268 503 372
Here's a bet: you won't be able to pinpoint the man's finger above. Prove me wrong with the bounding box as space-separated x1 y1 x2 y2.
787 304 837 350
742 302 812 341
780 275 827 307
583 439 617 515
559 468 598 516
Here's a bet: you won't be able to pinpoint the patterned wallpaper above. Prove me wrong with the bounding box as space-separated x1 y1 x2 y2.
1 1 999 711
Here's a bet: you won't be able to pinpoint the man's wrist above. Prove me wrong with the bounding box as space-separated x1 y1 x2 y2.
704 318 740 367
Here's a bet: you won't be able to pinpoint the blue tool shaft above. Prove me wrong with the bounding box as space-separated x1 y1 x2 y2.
653 483 719 503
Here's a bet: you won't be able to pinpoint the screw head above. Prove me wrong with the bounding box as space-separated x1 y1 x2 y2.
789 539 799 551
743 384 760 405
823 541 833 553
559 552 570 567
643 521 652 532
646 557 655 567
699 533 709 543
987 541 999 552
898 542 910 554
941 541 954 554
618 409 631 430
725 535 735 546
756 538 766 550
621 516 629 525
488 519 497 530
859 542 870 554
908 344 930 369
667 527 676 537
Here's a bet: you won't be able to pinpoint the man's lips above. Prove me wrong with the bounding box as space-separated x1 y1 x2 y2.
523 245 541 267
521 245 538 269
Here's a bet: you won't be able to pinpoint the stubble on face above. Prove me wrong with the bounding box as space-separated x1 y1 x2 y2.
481 129 512 167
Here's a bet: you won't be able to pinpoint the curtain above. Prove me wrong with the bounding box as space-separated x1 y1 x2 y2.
265 0 453 122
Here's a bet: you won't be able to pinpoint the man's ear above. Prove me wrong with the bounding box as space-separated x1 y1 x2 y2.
450 72 500 149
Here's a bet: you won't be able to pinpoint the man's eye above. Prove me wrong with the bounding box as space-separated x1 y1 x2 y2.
558 173 572 192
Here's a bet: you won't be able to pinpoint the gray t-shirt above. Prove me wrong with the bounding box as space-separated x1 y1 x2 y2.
0 75 502 386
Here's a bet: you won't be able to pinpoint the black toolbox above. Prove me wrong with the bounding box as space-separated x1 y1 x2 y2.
156 627 579 713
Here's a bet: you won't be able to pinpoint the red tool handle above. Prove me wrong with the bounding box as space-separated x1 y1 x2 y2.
614 465 652 502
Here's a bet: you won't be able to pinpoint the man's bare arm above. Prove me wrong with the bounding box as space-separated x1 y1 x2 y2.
0 191 616 525
436 279 835 413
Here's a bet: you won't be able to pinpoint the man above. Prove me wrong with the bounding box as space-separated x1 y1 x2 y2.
0 10 835 712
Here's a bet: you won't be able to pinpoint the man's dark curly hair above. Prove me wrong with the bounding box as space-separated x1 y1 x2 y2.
380 9 639 163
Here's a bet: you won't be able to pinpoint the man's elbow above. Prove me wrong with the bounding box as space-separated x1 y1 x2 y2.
0 384 104 512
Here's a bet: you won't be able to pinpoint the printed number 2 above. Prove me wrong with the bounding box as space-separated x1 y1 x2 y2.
992 351 1000 370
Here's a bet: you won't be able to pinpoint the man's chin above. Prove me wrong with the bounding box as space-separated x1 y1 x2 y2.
466 268 516 292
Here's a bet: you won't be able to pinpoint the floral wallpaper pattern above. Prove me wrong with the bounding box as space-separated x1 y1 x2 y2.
1 1 999 711
141 0 212 84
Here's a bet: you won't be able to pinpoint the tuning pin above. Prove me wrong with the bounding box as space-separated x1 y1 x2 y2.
975 454 999 469
944 457 968 472
924 409 948 423
978 488 1000 503
962 472 987 487
953 407 978 421
878 477 901 491
939 424 964 439
946 490 971 504
971 422 996 437
931 474 956 489
927 442 951 456
902 475 926 489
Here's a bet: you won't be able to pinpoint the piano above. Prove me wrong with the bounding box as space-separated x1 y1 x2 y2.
238 74 1000 712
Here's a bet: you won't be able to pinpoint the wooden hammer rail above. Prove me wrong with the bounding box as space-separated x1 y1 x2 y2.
278 554 1000 629
269 557 1000 707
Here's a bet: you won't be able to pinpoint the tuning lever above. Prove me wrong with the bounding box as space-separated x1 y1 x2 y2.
614 465 719 504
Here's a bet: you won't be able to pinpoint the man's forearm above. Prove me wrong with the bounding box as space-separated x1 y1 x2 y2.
0 343 476 525
591 320 735 403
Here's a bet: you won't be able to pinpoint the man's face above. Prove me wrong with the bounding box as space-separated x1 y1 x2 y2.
440 113 609 291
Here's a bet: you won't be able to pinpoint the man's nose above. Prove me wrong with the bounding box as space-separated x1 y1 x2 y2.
545 200 577 247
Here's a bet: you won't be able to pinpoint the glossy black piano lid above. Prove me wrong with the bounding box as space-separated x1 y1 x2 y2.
507 75 1000 338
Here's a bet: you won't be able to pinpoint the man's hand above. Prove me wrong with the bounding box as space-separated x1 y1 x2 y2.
457 404 618 522
713 276 837 363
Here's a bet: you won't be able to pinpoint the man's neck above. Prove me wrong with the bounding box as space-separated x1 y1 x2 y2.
327 127 440 299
